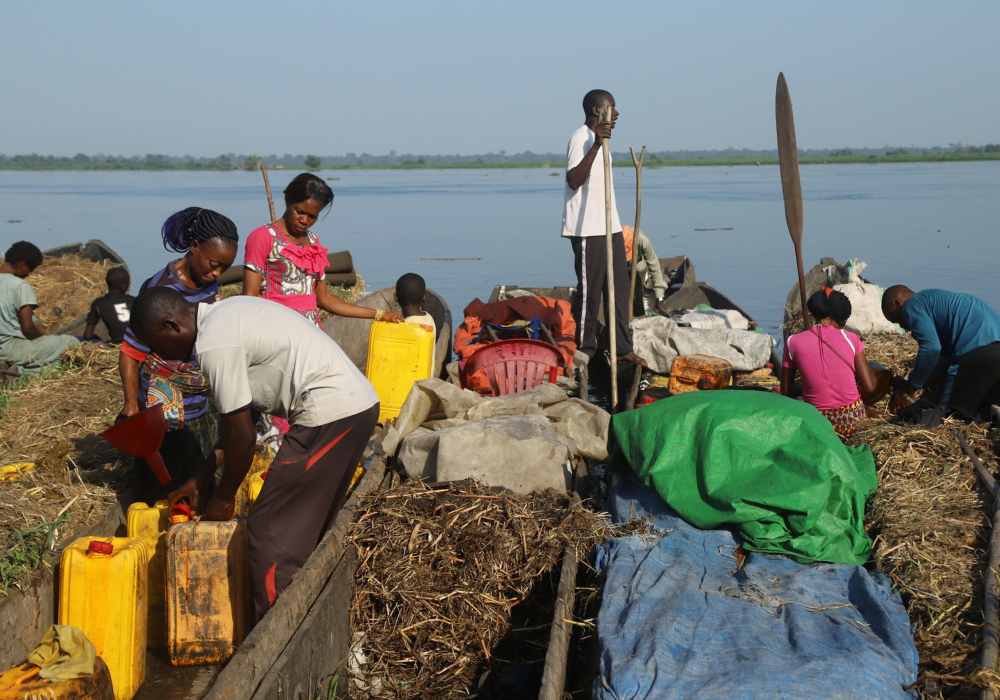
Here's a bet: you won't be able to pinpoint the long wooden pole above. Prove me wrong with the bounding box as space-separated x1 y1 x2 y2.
956 432 1000 699
628 146 646 323
775 73 810 329
260 161 276 222
602 105 618 411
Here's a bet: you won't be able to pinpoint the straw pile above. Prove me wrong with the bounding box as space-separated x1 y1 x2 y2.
347 480 616 699
24 255 112 332
848 332 1000 699
0 344 124 571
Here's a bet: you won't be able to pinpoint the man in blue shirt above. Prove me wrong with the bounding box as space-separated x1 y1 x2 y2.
882 285 1000 420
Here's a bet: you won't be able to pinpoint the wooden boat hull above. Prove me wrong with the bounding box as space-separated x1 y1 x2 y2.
215 250 359 289
133 434 586 699
44 239 128 339
781 257 873 340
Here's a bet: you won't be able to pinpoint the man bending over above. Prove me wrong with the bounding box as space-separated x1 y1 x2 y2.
882 285 1000 420
128 288 380 619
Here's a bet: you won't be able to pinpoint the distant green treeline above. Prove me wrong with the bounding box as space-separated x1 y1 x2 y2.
0 153 237 171
1 149 999 172
334 150 1000 170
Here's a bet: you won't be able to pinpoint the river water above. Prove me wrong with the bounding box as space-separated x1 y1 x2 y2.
1 162 997 339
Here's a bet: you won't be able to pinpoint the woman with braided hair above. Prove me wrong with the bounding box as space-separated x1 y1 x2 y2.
781 287 879 438
118 207 238 502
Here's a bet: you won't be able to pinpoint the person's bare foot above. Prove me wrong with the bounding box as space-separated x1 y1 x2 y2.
619 352 648 367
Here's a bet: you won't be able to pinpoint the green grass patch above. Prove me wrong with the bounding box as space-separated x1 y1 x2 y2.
0 513 71 594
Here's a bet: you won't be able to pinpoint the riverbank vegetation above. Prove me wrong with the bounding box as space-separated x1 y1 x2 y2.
2 147 998 171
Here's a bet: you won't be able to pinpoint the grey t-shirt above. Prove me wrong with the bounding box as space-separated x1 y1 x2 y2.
0 273 37 343
195 297 379 426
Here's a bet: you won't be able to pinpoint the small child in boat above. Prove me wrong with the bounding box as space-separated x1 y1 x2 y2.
395 273 436 338
0 240 80 373
84 266 134 344
781 287 878 438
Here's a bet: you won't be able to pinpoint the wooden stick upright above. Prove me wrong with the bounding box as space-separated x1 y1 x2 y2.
602 105 618 411
628 146 646 323
956 432 1000 698
260 161 276 222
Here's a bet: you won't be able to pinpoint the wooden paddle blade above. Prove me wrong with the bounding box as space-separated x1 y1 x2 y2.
775 72 803 245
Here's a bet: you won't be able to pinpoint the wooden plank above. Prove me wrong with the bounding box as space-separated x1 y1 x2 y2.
250 547 357 700
204 456 386 700
958 433 1000 700
538 546 579 700
538 492 582 700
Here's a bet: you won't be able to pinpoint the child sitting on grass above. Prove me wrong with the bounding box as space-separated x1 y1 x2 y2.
395 273 436 337
0 241 79 373
84 266 134 344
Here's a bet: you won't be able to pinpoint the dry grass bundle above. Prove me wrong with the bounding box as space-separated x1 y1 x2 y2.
25 255 112 332
0 343 125 560
347 480 613 699
847 334 1000 699
864 332 920 376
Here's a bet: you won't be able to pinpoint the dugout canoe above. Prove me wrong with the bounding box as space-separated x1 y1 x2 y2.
43 239 129 339
780 257 877 339
215 249 360 289
323 286 453 380
629 276 783 411
130 432 390 700
131 429 590 700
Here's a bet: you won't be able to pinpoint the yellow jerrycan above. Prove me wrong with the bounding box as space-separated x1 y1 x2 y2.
0 658 114 700
247 469 269 509
165 506 251 666
366 320 434 423
58 537 149 700
126 500 170 648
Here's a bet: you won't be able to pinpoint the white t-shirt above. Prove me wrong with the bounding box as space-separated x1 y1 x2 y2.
561 124 622 238
404 312 437 369
194 297 379 427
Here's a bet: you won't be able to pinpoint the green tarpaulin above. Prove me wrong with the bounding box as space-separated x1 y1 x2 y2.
607 391 877 565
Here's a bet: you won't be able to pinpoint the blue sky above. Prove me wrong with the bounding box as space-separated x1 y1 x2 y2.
2 1 997 156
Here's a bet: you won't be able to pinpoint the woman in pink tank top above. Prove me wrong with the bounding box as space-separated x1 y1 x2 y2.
781 287 878 438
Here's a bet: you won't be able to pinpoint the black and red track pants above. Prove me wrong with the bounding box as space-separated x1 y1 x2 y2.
248 403 379 620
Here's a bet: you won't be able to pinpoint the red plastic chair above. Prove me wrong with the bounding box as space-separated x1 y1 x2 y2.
459 339 561 396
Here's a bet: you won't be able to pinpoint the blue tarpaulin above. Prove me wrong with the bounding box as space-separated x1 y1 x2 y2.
593 474 918 700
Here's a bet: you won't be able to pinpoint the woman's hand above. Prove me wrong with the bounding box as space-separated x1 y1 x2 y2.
381 312 403 323
168 477 202 512
115 401 140 424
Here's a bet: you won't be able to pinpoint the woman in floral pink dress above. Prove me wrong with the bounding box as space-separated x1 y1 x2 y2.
243 172 401 327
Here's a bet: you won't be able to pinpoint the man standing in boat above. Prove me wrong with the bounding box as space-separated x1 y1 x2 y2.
563 89 646 367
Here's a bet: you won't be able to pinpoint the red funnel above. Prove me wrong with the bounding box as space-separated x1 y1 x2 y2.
100 406 171 484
